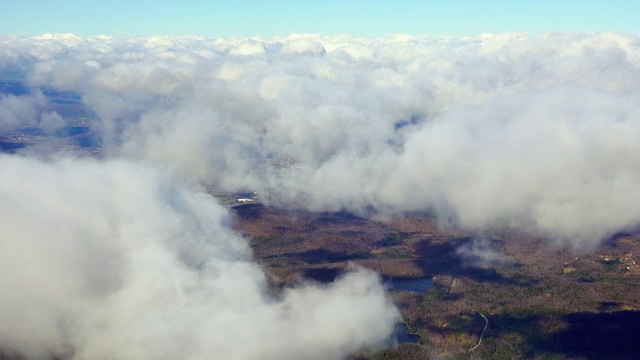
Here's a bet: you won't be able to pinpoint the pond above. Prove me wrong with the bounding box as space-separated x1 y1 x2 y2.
393 322 421 344
302 269 434 293
387 277 433 344
387 277 433 293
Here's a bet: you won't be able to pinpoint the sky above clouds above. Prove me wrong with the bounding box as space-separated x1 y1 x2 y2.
2 1 640 37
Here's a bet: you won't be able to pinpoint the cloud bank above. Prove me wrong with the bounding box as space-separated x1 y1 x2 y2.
4 32 640 247
0 156 398 360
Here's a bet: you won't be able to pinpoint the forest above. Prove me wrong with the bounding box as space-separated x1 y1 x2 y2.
232 202 640 359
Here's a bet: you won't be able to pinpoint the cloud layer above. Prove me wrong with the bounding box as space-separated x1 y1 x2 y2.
5 32 640 247
4 32 640 238
0 156 398 360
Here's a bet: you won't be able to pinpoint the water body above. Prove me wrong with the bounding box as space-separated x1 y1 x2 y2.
301 269 434 293
394 322 421 344
0 80 30 96
388 277 433 292
387 277 433 344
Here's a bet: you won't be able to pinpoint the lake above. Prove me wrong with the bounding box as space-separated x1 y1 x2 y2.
387 277 433 292
394 322 421 344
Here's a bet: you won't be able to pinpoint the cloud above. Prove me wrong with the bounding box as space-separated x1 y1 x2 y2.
280 39 326 57
3 32 640 247
455 238 510 269
0 156 399 360
381 85 640 247
38 111 65 133
0 92 47 130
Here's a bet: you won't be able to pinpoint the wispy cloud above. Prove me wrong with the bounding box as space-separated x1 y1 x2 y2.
456 238 511 269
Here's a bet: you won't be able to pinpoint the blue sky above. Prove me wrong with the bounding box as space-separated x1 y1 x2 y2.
2 0 640 37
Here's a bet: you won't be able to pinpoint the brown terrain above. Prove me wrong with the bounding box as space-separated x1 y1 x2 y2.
231 202 640 360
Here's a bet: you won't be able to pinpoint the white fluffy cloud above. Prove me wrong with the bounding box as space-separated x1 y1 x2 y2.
3 33 640 246
0 92 47 129
3 32 640 245
2 33 640 232
0 156 399 360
